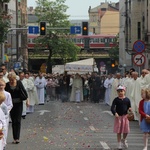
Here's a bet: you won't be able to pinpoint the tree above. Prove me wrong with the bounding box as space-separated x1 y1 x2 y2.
34 0 80 73
0 6 11 43
108 34 119 64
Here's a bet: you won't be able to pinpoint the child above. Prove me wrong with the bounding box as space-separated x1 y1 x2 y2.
111 85 132 150
0 91 7 150
0 79 13 141
139 88 150 150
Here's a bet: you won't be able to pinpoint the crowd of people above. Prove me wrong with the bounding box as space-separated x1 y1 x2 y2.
0 63 149 149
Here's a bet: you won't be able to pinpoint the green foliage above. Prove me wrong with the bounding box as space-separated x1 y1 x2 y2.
35 0 80 73
108 35 119 61
0 15 11 43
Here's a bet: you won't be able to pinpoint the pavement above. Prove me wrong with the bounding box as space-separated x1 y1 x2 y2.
5 100 148 150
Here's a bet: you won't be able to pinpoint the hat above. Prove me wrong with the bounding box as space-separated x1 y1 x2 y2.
117 85 126 91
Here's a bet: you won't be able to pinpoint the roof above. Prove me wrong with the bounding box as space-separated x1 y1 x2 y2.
66 58 94 66
89 3 109 13
65 58 95 72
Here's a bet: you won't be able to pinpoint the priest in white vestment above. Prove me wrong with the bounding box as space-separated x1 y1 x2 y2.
34 73 47 105
130 72 141 121
70 73 83 102
141 70 150 89
25 73 38 113
110 73 123 105
104 74 114 105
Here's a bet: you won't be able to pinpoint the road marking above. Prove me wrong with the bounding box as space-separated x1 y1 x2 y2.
64 106 72 114
89 126 96 131
77 106 80 108
100 141 110 149
83 117 88 120
37 110 50 115
80 111 83 114
102 111 113 116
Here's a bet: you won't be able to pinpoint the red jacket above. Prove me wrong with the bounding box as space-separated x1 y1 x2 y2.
139 99 147 122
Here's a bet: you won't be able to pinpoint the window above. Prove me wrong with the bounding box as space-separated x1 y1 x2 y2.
101 38 104 43
104 38 108 43
71 38 76 43
76 38 82 43
90 39 93 43
32 38 36 43
28 38 31 43
93 38 99 43
93 28 95 34
137 22 141 40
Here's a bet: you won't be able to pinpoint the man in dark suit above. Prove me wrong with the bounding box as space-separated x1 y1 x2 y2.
88 72 101 103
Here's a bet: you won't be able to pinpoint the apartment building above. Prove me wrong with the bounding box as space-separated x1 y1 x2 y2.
88 2 119 35
119 0 150 69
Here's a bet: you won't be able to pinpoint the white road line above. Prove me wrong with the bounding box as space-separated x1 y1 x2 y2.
80 111 83 114
100 141 110 149
89 126 96 131
83 117 89 120
77 106 80 108
102 110 113 116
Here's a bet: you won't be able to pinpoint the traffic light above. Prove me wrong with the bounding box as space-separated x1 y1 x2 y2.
40 22 46 35
111 59 115 68
82 22 88 35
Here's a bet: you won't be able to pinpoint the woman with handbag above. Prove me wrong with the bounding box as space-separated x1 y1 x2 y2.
139 89 150 150
5 72 28 144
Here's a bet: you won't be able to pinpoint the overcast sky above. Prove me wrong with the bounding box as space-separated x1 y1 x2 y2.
27 0 119 19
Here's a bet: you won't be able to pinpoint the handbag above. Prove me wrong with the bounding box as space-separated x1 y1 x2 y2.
127 112 134 121
20 88 28 101
19 81 28 101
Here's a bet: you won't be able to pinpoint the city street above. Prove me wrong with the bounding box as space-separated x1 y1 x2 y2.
6 100 147 150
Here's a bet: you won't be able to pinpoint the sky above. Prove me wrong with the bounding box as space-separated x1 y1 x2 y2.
27 0 119 19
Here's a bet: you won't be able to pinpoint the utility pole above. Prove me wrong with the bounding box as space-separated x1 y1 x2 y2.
1 43 5 63
16 0 19 60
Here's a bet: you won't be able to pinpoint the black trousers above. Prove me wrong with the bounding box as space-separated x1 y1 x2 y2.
90 88 100 103
10 102 23 140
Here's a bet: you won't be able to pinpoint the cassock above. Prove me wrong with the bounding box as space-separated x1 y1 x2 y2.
110 78 123 105
104 77 114 105
130 78 142 121
142 74 150 89
3 91 13 142
70 76 83 102
34 77 47 104
0 107 7 149
26 78 38 113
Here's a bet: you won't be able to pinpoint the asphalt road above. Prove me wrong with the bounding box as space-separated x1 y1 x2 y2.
6 100 148 150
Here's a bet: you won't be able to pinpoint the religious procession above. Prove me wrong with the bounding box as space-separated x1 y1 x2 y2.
0 63 150 150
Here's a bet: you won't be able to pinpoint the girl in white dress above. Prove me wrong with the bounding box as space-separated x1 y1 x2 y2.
0 91 7 149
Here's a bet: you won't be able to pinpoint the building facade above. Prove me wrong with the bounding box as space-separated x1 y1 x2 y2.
0 0 28 70
88 2 119 35
119 0 150 70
